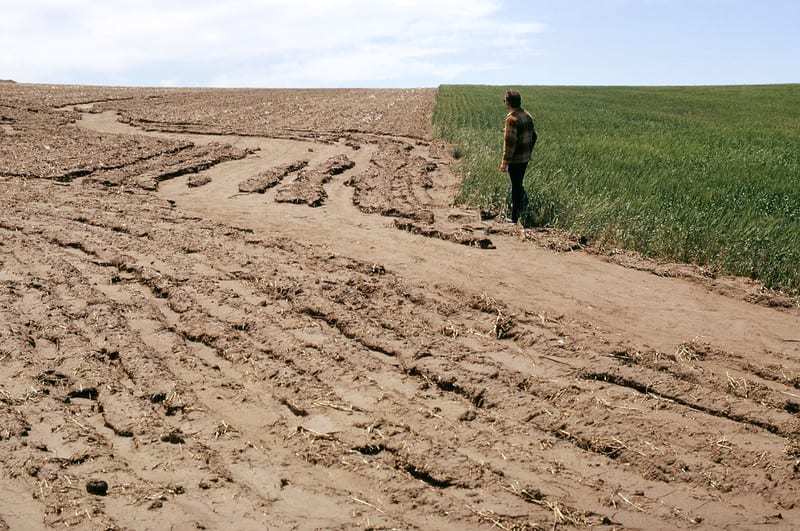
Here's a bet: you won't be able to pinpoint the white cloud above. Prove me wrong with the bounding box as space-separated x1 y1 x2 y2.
0 0 544 87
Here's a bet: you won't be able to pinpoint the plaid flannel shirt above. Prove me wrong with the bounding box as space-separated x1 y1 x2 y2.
502 108 537 164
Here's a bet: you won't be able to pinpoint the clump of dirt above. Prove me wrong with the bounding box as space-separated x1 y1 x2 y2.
394 220 494 249
186 175 211 188
519 227 587 252
318 154 355 175
275 154 354 207
238 159 309 193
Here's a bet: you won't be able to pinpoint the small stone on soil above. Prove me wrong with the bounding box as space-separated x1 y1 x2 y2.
160 429 185 444
86 479 109 496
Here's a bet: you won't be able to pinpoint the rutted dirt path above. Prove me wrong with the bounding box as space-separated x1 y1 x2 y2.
1 87 799 531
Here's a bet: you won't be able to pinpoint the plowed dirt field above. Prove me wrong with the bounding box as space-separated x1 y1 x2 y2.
2 84 800 530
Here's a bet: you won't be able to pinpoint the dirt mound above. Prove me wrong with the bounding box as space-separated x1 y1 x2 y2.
317 153 356 175
347 139 440 221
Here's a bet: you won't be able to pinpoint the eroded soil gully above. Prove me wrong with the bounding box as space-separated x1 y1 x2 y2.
74 109 800 360
2 103 800 530
5 182 800 530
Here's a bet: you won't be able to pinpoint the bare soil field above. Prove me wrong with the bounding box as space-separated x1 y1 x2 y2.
2 84 800 530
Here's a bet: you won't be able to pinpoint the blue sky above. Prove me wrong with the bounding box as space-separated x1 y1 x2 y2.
1 0 797 87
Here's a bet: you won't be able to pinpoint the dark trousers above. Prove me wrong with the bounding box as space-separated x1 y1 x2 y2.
507 162 528 223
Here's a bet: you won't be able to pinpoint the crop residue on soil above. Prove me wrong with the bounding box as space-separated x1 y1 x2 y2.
1 83 800 530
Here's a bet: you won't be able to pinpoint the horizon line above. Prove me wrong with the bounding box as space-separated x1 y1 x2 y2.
4 80 799 90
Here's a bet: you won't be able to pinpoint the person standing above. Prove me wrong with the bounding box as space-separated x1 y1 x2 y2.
498 90 537 224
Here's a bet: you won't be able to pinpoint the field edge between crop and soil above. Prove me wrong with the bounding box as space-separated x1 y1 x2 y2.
432 84 800 295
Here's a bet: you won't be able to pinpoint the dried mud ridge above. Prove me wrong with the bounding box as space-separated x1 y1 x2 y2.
238 160 309 194
2 84 800 529
274 154 356 207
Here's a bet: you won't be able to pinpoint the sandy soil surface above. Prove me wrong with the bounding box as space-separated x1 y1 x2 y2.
2 84 800 530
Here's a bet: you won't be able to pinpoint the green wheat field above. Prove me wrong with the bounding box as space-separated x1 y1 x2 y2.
434 85 800 294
